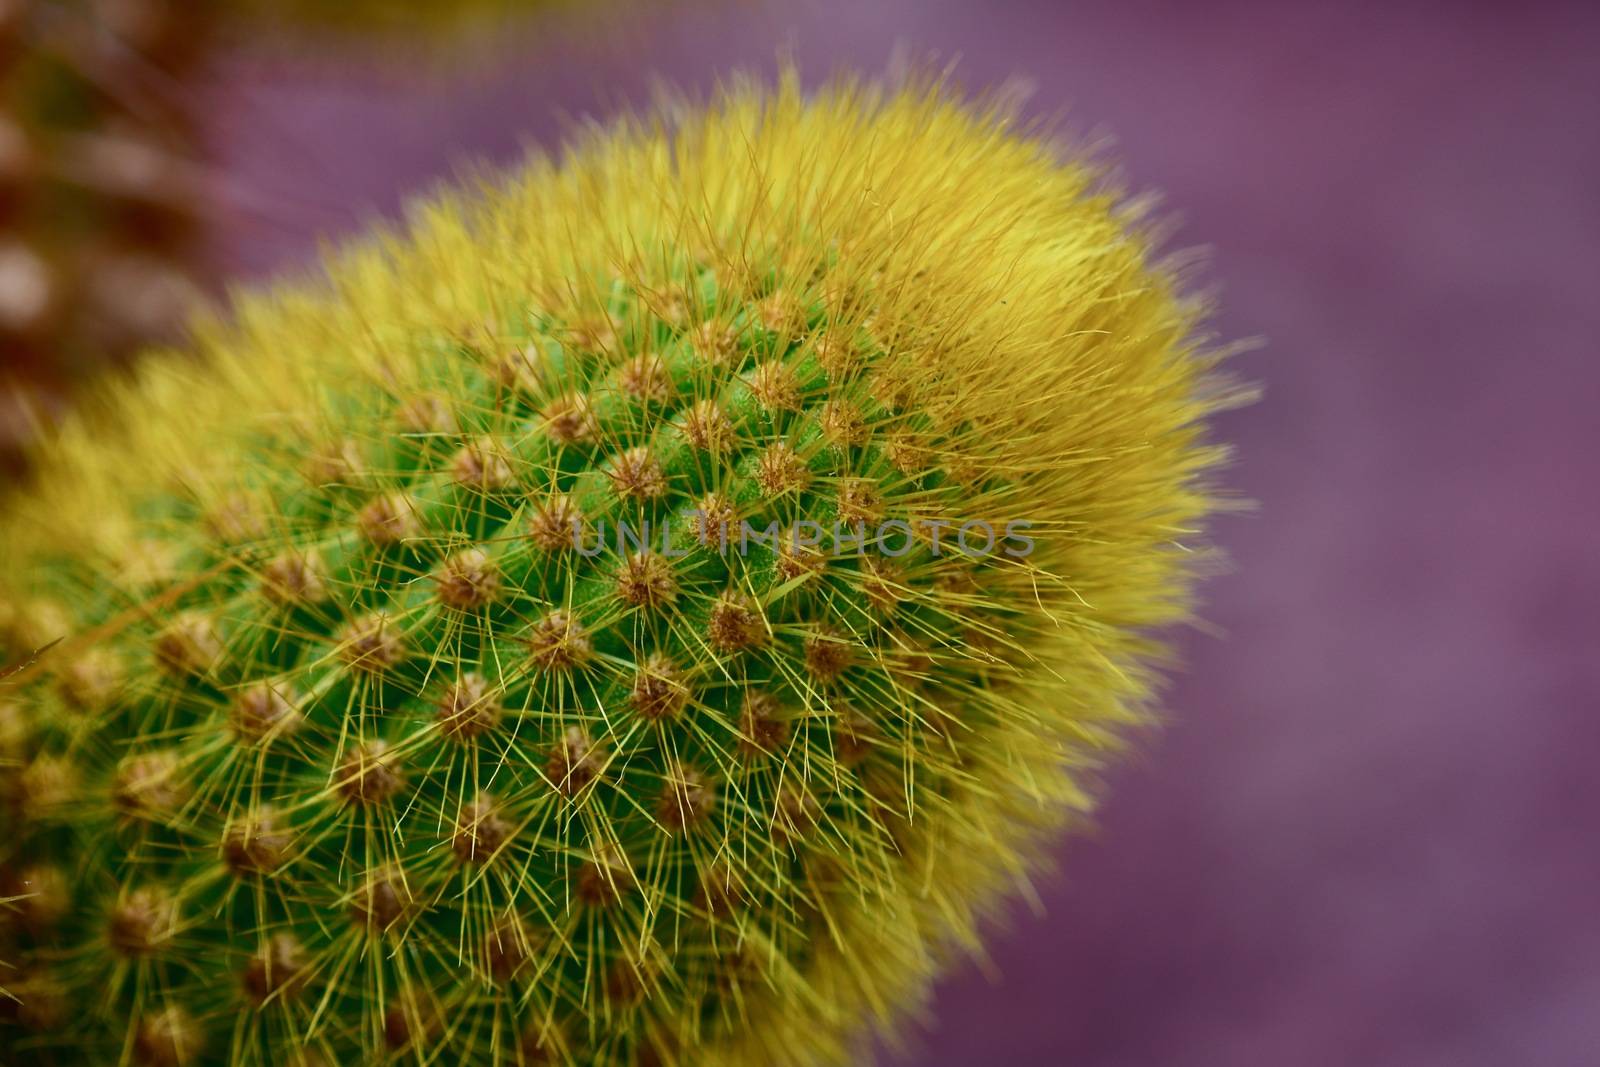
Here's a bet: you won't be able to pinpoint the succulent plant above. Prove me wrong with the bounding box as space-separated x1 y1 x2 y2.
224 0 568 33
0 73 1240 1065
1 0 212 481
0 0 612 485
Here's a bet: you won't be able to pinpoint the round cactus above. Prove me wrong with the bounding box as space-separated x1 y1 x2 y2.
0 73 1239 1064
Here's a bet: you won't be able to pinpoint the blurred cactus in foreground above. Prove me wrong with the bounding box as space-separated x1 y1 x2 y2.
0 71 1242 1064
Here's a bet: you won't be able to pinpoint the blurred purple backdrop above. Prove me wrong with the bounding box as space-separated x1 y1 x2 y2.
198 3 1600 1064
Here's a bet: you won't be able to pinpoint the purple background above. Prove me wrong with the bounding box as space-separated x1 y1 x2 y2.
198 3 1600 1064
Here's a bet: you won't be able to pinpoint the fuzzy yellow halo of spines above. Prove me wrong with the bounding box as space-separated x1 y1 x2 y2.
0 70 1240 1065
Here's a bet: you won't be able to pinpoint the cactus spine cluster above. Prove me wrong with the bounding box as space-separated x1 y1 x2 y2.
0 73 1238 1065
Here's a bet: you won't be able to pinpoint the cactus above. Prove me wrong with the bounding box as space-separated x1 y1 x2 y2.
0 0 628 486
222 0 589 36
0 72 1240 1065
1 0 211 482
